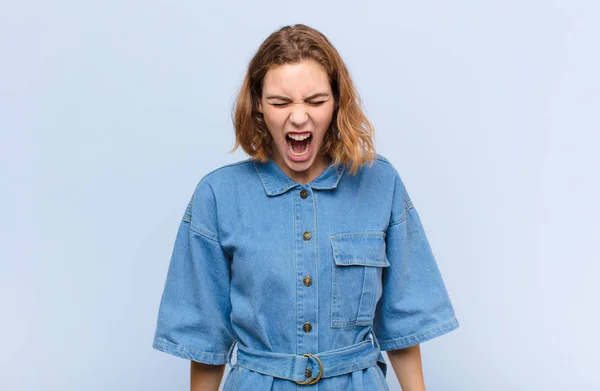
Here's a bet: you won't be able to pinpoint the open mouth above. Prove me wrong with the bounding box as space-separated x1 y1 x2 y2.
286 133 312 157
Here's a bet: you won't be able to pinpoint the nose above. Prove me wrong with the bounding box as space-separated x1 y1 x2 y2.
289 104 309 126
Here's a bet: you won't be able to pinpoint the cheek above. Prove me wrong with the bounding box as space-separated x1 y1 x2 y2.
263 110 287 130
312 107 335 127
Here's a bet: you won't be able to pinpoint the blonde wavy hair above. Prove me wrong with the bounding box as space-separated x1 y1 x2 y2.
230 24 377 175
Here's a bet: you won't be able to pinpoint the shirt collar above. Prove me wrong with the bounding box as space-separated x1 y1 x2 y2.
253 156 346 196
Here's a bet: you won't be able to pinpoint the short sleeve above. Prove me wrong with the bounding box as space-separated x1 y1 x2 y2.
373 174 459 351
152 180 237 364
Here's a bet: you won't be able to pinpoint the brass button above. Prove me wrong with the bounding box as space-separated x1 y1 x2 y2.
303 275 312 287
302 231 312 241
302 322 312 333
300 189 309 199
305 368 312 378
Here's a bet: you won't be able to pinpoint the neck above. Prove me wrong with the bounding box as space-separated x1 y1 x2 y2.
271 153 332 184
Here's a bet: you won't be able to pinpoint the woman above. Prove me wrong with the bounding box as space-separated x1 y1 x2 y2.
153 24 459 391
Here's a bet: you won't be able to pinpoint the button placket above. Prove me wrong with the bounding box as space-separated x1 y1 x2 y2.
295 186 317 356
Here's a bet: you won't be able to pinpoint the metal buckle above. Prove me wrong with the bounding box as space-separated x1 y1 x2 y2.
294 353 324 385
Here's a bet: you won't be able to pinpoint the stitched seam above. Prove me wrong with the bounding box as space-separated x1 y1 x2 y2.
294 189 299 354
183 193 194 223
189 223 219 242
331 318 372 327
378 317 459 346
388 215 407 227
333 260 389 266
207 182 223 242
313 188 320 358
404 190 414 210
331 231 337 327
363 268 378 322
375 154 390 164
383 166 407 230
330 231 385 239
154 338 229 359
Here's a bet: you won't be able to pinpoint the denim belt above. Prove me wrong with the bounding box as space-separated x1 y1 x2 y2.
231 335 384 385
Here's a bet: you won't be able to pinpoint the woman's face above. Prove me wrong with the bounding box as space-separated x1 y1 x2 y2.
258 59 336 184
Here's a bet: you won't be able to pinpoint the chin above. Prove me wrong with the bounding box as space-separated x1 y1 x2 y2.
287 158 314 170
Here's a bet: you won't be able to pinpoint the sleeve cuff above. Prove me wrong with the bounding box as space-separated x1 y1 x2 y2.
378 317 460 351
152 338 232 365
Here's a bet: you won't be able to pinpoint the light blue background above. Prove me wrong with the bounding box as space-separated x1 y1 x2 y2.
2 1 599 390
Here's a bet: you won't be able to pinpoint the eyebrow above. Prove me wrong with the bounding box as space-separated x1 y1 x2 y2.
265 92 331 100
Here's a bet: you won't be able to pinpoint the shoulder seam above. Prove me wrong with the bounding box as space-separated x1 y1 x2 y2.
374 154 400 176
404 191 414 210
375 153 394 166
182 193 194 223
375 154 390 163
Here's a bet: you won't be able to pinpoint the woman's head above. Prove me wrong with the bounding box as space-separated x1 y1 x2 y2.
231 24 376 179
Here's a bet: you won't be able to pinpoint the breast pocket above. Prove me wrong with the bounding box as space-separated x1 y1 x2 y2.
329 231 390 328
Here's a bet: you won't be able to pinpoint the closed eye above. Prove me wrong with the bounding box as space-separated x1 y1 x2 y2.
270 101 327 108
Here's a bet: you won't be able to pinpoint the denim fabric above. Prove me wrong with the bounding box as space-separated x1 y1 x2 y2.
152 154 459 390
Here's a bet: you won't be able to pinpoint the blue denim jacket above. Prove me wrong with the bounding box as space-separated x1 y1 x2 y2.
153 154 459 390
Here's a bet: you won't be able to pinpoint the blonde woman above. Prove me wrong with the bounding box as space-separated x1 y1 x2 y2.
153 24 459 391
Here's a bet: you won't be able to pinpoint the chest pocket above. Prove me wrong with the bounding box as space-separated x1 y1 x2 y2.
329 231 390 328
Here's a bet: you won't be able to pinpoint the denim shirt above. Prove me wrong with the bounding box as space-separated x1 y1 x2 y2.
153 154 459 390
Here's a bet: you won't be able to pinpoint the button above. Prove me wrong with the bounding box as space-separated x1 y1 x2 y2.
305 368 312 378
303 231 312 241
303 275 312 287
300 189 309 199
302 322 312 333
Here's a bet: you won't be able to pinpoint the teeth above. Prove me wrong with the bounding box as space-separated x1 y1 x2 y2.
287 133 311 141
287 137 311 156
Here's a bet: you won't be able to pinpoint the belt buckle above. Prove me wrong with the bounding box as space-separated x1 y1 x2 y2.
295 353 324 385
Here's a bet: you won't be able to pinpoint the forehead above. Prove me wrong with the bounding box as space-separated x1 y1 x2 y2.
262 60 331 96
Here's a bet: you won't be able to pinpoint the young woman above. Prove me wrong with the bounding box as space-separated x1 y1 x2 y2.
153 24 459 391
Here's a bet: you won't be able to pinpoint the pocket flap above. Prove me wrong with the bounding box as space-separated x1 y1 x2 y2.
329 231 390 267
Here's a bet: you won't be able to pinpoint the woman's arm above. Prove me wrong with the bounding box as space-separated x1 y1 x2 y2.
190 361 225 391
387 344 426 391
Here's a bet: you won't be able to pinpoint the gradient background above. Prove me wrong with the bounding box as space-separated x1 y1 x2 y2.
2 1 599 390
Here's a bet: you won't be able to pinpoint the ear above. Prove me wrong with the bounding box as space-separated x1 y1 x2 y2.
258 100 263 113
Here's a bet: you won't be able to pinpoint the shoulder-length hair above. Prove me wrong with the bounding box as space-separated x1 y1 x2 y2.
230 24 376 175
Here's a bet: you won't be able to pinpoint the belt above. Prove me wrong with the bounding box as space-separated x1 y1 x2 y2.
229 333 386 385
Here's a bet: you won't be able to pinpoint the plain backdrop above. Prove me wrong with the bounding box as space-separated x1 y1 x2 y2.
2 1 599 390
